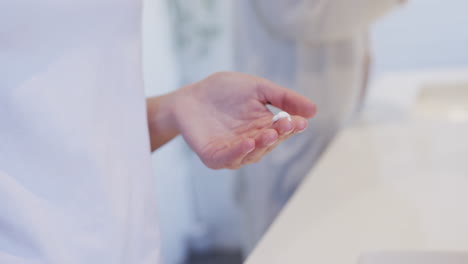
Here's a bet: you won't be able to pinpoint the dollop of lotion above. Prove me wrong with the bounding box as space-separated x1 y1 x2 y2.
272 111 292 122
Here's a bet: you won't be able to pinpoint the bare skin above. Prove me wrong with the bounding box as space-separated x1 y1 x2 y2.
146 72 317 170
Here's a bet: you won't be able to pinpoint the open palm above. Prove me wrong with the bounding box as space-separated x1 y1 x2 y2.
174 72 316 169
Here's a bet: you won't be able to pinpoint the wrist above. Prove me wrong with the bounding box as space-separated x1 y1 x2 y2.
146 90 181 151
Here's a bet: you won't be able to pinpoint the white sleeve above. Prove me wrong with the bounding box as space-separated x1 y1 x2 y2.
291 0 401 42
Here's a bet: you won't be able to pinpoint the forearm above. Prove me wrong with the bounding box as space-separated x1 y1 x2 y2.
146 91 180 152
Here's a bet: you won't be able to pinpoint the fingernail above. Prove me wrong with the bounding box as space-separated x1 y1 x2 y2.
244 140 255 153
283 122 294 135
264 132 278 147
296 120 307 133
245 147 255 154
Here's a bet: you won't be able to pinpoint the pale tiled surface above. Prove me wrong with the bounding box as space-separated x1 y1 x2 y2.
246 70 468 264
359 252 468 264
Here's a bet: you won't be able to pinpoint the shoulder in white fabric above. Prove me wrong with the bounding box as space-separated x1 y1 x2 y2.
272 111 292 122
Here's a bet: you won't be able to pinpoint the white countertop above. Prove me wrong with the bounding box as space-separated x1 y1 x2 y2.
246 69 468 264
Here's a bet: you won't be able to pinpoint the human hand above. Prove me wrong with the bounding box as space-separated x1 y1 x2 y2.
172 72 316 169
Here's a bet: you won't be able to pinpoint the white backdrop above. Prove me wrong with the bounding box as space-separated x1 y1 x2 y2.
372 0 468 74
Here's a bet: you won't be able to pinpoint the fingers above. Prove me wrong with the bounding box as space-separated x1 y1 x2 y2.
219 129 276 169
239 128 279 165
256 78 317 118
240 116 308 166
202 138 255 170
262 116 308 156
289 116 308 133
204 116 308 169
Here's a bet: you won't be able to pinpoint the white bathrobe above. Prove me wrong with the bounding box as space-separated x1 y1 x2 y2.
0 1 160 263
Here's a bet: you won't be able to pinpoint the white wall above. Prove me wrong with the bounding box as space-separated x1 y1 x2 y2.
372 0 468 74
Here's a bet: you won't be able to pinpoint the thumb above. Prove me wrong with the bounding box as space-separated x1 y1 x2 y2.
256 78 317 118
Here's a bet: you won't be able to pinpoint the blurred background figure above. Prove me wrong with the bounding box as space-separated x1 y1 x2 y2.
143 0 468 263
234 0 403 255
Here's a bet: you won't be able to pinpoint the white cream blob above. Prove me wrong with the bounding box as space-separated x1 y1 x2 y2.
272 111 292 122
